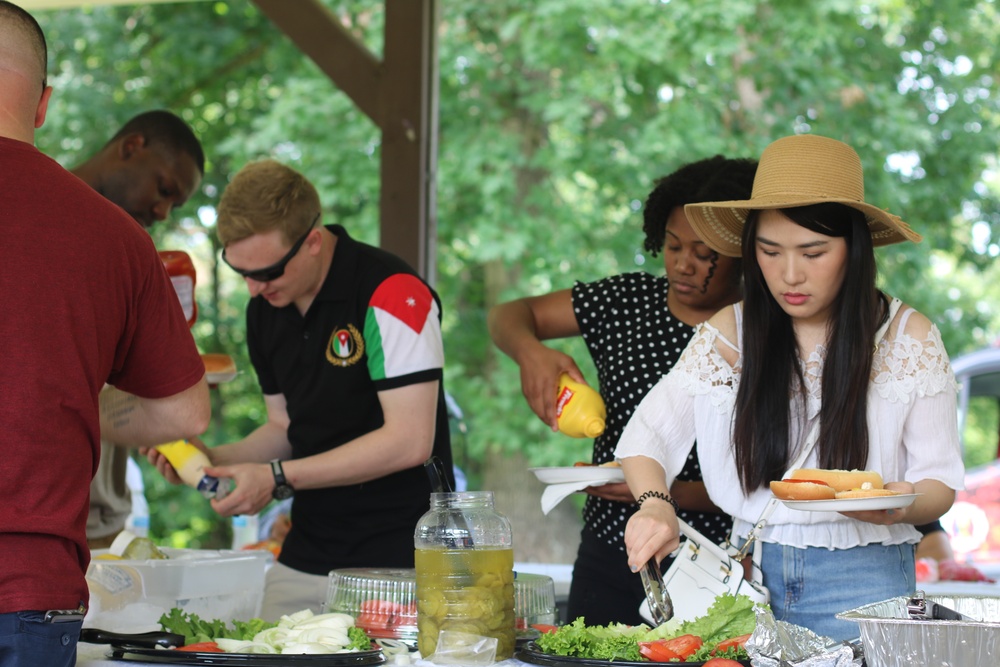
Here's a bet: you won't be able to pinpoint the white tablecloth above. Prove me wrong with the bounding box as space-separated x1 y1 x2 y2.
76 642 123 666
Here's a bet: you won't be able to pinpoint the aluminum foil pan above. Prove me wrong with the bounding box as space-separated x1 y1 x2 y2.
836 594 1000 667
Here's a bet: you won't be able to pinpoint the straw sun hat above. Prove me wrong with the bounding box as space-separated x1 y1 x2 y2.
684 134 923 257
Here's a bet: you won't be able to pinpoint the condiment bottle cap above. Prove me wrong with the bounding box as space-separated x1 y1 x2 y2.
584 418 606 438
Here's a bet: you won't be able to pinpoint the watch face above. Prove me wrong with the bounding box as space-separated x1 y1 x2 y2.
273 484 294 500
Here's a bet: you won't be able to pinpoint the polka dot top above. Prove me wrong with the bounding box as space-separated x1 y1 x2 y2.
572 272 732 551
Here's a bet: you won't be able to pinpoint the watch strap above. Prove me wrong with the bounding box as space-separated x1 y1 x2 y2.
270 459 287 486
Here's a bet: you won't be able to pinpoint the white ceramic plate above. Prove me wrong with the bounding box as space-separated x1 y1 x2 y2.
780 493 919 512
530 466 625 485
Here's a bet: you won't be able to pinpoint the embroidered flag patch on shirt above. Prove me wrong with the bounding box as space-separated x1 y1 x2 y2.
365 274 444 380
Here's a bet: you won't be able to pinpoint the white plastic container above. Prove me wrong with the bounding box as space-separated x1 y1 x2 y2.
84 548 271 633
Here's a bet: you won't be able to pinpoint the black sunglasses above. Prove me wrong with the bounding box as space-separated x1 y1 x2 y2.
223 215 319 282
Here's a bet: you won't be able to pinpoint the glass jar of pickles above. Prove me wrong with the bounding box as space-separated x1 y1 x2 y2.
414 491 515 660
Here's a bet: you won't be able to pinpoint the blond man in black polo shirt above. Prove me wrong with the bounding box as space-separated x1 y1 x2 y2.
148 159 453 619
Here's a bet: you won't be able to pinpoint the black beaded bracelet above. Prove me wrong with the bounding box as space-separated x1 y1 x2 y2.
636 490 679 513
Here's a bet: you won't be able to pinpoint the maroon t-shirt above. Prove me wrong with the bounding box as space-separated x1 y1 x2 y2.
0 137 204 614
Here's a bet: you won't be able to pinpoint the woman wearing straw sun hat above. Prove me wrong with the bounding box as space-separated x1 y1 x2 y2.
613 134 964 640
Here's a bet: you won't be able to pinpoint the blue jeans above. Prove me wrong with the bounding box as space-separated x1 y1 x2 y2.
0 611 80 667
761 541 915 642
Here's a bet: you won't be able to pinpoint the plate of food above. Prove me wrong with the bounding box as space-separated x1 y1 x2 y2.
779 493 919 512
530 464 625 485
107 645 385 666
770 468 918 512
517 643 749 666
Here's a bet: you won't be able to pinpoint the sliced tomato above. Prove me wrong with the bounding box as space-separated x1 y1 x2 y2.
175 642 223 653
530 623 559 634
638 641 680 662
712 633 752 654
702 659 744 667
658 634 704 660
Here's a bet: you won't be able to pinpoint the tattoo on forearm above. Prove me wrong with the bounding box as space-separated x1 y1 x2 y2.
101 388 138 430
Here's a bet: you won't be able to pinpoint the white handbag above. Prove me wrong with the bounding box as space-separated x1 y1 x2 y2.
640 298 902 624
642 518 771 624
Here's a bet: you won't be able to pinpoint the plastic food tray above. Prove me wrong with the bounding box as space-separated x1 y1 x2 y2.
325 568 557 644
836 593 1000 667
85 548 271 634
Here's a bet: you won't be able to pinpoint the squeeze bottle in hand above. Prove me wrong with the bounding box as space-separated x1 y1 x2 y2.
155 440 230 499
555 373 606 438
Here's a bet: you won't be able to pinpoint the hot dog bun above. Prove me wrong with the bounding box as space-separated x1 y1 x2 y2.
201 353 236 375
770 479 836 500
789 468 884 492
835 488 901 499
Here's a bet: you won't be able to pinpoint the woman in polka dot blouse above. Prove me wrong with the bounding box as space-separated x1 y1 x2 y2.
488 155 757 624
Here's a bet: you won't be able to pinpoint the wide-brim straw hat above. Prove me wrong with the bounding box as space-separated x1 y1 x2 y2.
684 134 923 257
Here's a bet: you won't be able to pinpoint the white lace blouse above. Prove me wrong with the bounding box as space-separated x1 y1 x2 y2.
614 300 965 550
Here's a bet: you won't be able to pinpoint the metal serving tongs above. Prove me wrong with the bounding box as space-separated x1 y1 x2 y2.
424 455 453 494
640 559 674 625
79 628 185 649
907 591 974 622
423 455 475 548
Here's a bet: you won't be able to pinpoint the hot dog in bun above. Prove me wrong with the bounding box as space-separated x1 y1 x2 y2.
201 353 236 376
789 468 885 492
769 478 836 501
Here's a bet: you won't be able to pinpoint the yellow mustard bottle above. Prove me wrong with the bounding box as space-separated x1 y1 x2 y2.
555 374 606 438
155 440 230 499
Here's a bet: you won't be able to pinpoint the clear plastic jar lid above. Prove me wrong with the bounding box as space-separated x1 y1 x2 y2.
325 567 558 642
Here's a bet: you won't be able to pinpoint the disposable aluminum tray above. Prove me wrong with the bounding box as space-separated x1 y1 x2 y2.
836 594 1000 667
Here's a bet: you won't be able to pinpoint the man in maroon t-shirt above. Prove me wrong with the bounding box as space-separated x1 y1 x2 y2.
0 4 211 666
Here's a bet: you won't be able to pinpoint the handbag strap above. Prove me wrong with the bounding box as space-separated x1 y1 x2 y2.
730 295 902 560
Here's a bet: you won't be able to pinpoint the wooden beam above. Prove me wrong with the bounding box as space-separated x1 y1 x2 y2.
380 0 437 280
252 0 382 124
21 0 212 8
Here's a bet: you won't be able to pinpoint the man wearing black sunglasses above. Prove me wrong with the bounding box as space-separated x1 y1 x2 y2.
148 159 454 619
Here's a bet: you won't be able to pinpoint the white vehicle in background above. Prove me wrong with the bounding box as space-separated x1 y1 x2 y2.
941 347 1000 565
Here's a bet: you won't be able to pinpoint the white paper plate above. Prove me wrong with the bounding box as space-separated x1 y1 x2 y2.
530 466 625 485
780 493 919 512
206 370 238 384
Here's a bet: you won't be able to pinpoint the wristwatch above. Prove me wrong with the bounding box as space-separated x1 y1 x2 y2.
270 459 294 500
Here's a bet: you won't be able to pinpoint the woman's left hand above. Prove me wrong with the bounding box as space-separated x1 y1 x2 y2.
838 481 915 525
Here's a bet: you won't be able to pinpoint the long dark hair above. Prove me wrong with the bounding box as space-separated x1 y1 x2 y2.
733 203 888 493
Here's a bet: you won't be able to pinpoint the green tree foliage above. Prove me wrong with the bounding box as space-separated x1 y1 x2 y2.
30 0 1000 547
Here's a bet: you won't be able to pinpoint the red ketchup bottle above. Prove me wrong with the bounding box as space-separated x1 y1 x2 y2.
159 250 197 328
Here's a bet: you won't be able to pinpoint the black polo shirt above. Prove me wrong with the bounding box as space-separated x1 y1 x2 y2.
246 224 453 575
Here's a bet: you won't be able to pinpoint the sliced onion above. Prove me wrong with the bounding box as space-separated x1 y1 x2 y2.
374 638 410 656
